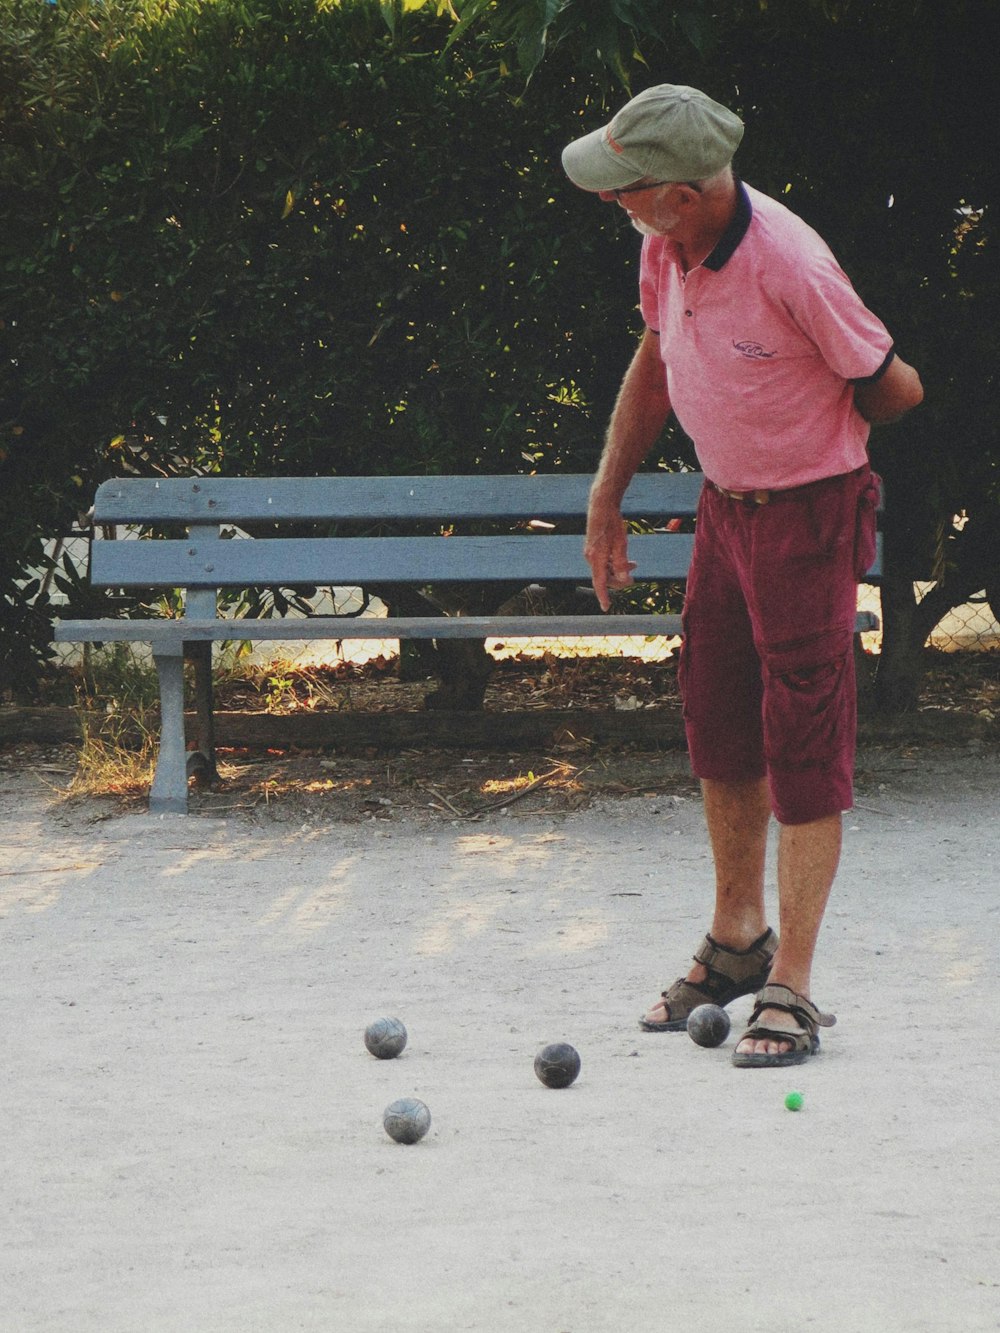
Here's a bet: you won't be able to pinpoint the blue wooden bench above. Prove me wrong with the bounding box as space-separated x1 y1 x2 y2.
54 472 881 814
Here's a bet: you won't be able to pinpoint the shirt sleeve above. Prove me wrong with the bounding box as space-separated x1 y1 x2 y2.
852 347 896 384
783 248 895 382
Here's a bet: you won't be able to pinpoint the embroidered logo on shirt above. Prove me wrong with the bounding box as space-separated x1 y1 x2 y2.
733 340 777 360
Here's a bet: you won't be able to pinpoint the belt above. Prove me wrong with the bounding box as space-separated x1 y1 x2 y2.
709 466 868 507
711 482 773 505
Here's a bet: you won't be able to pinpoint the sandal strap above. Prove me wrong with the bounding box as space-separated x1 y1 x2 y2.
738 1023 816 1053
658 976 713 1007
692 927 777 986
747 984 836 1036
651 928 778 1027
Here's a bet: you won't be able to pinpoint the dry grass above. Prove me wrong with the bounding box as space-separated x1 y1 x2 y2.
66 712 157 804
48 646 1000 813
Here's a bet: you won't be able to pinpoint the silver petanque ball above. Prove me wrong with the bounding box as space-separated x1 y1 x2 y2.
686 1003 731 1048
364 1017 408 1060
533 1042 581 1088
383 1097 431 1144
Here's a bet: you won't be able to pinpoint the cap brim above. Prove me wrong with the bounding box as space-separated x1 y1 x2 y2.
561 125 647 192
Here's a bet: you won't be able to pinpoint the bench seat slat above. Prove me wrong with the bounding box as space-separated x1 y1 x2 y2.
93 473 705 524
90 532 697 589
53 614 687 643
54 610 881 644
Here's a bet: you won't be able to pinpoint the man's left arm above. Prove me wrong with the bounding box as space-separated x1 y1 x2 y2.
853 353 924 424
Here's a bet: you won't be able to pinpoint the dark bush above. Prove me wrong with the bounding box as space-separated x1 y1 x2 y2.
0 0 649 694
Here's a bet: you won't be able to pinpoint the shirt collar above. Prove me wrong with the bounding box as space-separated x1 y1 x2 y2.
702 179 753 271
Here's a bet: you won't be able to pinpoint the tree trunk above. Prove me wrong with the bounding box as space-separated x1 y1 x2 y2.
854 634 878 717
874 568 925 713
422 638 495 710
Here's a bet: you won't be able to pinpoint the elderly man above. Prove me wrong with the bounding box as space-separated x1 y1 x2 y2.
562 85 923 1067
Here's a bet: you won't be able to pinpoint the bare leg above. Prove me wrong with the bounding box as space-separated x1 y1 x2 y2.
643 777 772 1025
733 812 842 1058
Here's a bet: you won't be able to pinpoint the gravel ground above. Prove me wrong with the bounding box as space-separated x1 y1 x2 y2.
1 739 999 1332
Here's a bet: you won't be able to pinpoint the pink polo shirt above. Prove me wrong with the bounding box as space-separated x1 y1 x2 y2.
639 182 895 490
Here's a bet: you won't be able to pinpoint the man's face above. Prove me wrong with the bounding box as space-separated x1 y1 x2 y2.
599 180 682 236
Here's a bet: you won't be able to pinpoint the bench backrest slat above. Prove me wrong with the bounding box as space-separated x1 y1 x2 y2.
86 472 882 591
90 532 696 589
93 473 705 524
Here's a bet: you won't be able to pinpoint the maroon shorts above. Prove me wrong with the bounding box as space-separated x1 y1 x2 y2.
678 466 880 825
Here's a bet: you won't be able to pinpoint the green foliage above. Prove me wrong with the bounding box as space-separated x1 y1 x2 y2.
77 641 161 712
0 0 643 692
446 0 715 86
4 0 999 708
2 0 617 479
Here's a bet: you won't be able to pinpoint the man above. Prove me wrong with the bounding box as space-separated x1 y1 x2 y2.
562 85 923 1067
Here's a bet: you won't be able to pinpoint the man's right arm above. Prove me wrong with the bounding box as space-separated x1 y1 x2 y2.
585 328 672 610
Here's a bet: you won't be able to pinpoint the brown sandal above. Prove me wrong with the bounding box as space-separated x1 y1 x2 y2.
731 983 836 1067
639 928 778 1032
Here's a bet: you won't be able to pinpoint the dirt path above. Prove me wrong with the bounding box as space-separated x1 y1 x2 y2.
2 742 998 1332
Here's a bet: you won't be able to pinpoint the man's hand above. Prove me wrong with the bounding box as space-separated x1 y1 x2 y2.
581 329 670 609
584 496 638 612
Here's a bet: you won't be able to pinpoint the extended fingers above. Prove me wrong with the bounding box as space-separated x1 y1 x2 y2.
584 520 635 611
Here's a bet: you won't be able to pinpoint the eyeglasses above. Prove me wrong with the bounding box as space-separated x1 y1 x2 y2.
611 179 703 199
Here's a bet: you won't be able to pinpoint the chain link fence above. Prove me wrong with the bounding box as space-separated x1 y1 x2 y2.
912 585 1000 653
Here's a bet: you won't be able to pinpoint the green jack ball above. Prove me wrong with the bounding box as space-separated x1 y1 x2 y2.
785 1090 805 1112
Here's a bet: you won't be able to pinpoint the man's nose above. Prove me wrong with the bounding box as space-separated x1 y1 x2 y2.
597 189 619 204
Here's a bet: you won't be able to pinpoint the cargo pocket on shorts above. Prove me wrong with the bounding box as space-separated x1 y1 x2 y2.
762 629 853 772
853 472 881 581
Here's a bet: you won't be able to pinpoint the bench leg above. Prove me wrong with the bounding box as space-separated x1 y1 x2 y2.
151 646 189 814
186 641 218 786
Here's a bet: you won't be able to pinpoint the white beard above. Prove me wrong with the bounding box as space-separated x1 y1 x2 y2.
630 209 680 237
